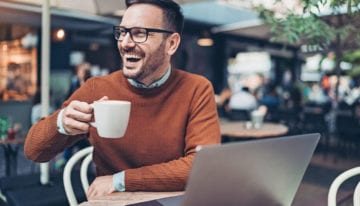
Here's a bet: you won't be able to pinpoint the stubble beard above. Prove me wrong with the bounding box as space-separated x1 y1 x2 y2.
121 40 167 84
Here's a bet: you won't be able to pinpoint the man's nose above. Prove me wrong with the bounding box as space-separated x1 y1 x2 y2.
120 33 135 48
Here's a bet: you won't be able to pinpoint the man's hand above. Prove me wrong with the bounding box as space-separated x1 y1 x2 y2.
62 96 108 135
87 175 116 200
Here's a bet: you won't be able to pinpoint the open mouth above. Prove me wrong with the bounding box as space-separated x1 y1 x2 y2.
125 54 141 63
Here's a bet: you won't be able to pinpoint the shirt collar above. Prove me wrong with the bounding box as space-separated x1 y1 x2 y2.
128 65 171 89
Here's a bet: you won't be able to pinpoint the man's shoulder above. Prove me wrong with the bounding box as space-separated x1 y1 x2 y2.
89 70 122 82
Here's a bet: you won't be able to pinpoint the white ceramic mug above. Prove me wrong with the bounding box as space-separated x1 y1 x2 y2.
90 100 131 138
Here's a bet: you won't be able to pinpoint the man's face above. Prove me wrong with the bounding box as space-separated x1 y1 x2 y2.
118 4 170 85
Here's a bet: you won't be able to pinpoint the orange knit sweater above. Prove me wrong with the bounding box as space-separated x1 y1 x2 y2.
24 68 221 191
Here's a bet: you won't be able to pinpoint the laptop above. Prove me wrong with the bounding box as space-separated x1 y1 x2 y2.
127 133 320 206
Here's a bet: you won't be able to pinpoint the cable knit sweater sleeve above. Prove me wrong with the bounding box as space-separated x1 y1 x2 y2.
24 106 90 162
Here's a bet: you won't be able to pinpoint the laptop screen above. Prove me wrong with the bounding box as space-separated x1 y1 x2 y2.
127 133 320 206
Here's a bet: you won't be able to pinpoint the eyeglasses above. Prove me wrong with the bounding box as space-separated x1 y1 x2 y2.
113 26 174 43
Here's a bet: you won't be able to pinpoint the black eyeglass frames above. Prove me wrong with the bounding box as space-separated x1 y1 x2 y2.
113 26 174 43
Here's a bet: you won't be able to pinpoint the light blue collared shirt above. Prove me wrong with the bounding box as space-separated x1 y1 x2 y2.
57 65 172 192
127 65 171 89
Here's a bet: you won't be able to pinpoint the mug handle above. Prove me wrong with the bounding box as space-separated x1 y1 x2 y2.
89 122 97 128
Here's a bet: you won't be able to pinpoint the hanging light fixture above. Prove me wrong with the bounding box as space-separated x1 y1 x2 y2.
53 28 66 41
197 31 214 47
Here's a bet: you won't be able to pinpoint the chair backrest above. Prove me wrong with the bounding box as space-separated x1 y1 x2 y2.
354 181 360 206
63 146 94 206
328 166 360 206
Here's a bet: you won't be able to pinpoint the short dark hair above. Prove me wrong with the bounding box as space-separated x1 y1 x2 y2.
125 0 184 34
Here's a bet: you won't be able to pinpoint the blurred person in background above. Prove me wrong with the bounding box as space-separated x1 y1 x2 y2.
259 84 281 122
229 86 258 111
31 89 55 125
68 62 92 97
308 84 330 105
225 85 258 121
55 62 92 169
215 87 232 118
4 62 30 101
260 84 281 108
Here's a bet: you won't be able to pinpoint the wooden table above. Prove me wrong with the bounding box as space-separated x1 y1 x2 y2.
220 120 289 140
79 191 184 206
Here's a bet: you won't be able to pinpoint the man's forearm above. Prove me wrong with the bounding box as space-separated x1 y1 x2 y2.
24 110 79 162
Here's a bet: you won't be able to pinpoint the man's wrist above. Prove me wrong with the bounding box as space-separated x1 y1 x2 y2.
57 109 69 135
113 171 125 192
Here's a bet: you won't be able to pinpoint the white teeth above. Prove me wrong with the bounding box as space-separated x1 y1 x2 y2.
124 54 141 59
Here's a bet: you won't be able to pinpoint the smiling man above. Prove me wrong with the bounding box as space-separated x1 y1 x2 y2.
24 0 220 199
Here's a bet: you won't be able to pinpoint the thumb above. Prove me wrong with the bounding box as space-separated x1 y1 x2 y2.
98 96 109 101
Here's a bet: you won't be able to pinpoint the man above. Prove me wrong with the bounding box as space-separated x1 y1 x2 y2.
68 62 92 97
5 62 30 100
229 86 258 111
24 0 220 200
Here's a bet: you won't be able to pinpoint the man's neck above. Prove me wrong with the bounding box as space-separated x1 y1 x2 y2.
128 65 171 89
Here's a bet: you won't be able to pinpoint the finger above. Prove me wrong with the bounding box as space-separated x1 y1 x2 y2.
99 96 109 101
87 185 95 200
65 103 93 122
66 108 93 122
72 101 94 114
62 119 90 135
87 181 99 200
62 108 91 135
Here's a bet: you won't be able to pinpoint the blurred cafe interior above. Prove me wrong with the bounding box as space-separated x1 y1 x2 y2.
0 0 360 205
0 0 304 134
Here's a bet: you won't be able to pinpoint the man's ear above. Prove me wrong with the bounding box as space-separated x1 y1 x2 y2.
166 33 181 55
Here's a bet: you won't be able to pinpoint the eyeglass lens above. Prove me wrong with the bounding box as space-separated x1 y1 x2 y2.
115 27 148 43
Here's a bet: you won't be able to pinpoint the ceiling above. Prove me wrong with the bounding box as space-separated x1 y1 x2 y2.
181 1 268 39
0 1 120 30
0 0 266 40
4 0 208 15
1 0 357 48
